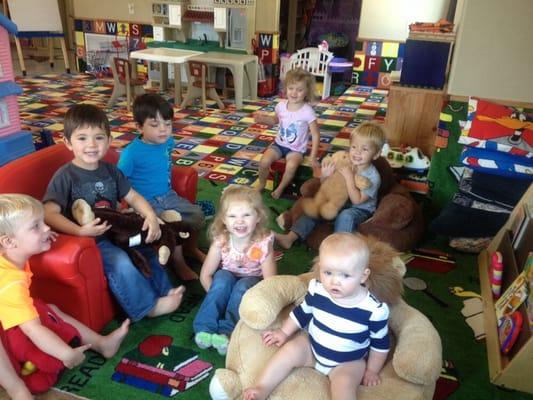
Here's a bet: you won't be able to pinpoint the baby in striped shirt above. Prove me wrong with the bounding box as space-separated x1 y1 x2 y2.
244 233 390 400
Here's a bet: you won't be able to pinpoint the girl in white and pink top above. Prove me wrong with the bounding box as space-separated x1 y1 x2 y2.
255 67 321 199
193 185 276 355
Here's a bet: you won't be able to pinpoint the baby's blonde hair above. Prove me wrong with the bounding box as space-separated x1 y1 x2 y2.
313 233 370 279
0 194 43 236
284 67 317 103
209 185 270 243
350 122 387 154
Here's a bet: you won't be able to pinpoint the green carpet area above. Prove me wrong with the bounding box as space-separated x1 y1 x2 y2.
427 101 468 214
55 179 533 400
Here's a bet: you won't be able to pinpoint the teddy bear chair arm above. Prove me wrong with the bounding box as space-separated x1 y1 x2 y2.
389 301 442 386
239 275 308 330
171 166 198 204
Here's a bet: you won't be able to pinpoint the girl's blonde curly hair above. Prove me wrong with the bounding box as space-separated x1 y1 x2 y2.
209 185 270 243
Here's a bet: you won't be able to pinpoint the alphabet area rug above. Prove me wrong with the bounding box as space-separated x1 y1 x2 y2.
17 74 388 189
55 282 224 400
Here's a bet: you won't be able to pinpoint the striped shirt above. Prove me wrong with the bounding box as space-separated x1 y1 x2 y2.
290 279 389 370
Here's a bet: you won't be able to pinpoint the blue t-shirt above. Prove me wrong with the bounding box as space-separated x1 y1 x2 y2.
118 137 174 200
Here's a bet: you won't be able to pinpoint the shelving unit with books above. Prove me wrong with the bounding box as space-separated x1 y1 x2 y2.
478 184 533 394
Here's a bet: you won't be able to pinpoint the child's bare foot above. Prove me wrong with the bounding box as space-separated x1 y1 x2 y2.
274 231 297 250
243 387 267 400
174 262 199 280
168 285 186 296
148 290 184 317
97 319 130 358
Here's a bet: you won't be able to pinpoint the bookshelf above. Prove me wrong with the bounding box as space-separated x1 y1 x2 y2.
478 184 533 393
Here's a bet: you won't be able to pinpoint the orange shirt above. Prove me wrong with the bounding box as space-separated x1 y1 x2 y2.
0 255 38 330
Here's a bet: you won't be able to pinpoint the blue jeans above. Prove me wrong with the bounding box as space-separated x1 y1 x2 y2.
148 190 205 228
193 269 261 335
97 238 173 321
292 206 372 239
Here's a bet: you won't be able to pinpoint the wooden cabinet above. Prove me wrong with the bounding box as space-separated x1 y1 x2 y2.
478 184 533 394
384 84 446 156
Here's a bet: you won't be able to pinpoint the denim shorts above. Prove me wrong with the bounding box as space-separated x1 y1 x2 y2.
270 143 304 158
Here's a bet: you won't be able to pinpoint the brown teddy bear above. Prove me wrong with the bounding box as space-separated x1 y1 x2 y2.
208 236 442 400
277 157 425 251
301 150 371 220
72 199 191 277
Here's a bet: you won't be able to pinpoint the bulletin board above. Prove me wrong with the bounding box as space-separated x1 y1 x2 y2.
447 0 533 104
358 0 448 41
7 0 63 32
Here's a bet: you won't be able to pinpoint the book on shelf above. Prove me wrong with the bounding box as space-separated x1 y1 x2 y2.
511 202 532 250
494 267 529 320
524 252 533 328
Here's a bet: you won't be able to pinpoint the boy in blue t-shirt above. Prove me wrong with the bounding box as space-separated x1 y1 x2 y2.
118 94 206 280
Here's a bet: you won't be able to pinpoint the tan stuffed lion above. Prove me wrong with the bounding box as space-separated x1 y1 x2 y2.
209 237 442 400
301 151 371 220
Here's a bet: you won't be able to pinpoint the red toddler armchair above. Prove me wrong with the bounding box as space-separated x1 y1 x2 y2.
0 143 198 331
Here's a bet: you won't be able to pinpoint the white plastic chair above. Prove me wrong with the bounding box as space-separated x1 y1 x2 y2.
288 47 334 99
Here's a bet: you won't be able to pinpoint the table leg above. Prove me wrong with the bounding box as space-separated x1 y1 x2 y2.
59 37 71 73
49 38 54 69
160 62 168 91
14 37 26 76
231 66 243 109
174 63 182 105
248 59 258 100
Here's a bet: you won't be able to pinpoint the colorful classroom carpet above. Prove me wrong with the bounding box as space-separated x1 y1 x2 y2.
17 73 388 189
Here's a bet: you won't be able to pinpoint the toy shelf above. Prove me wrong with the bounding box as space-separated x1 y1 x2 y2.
478 184 533 394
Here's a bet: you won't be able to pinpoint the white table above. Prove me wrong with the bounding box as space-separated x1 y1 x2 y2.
187 52 258 108
129 48 203 105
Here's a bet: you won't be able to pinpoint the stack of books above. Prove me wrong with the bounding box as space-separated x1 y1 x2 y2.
112 341 213 397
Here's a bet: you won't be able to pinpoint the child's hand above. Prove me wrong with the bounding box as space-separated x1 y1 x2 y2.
78 218 111 237
321 159 336 178
62 343 91 369
262 329 288 347
362 369 381 386
142 215 161 243
254 111 277 126
48 231 59 242
338 165 353 182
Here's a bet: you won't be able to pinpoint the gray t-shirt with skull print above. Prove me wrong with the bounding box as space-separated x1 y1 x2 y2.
43 161 131 221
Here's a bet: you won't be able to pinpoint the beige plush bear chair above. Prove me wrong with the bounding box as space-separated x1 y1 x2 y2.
209 240 442 400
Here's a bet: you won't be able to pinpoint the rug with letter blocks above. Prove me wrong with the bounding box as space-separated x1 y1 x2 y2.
16 73 388 191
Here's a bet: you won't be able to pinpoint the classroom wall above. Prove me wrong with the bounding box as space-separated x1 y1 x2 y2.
447 0 533 104
72 0 153 23
358 0 450 41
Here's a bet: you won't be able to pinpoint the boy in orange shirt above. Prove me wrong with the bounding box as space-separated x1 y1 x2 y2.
0 194 129 395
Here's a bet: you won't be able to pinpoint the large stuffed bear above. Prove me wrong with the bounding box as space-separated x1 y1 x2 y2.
209 237 442 400
72 199 192 276
278 157 425 251
301 151 371 220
